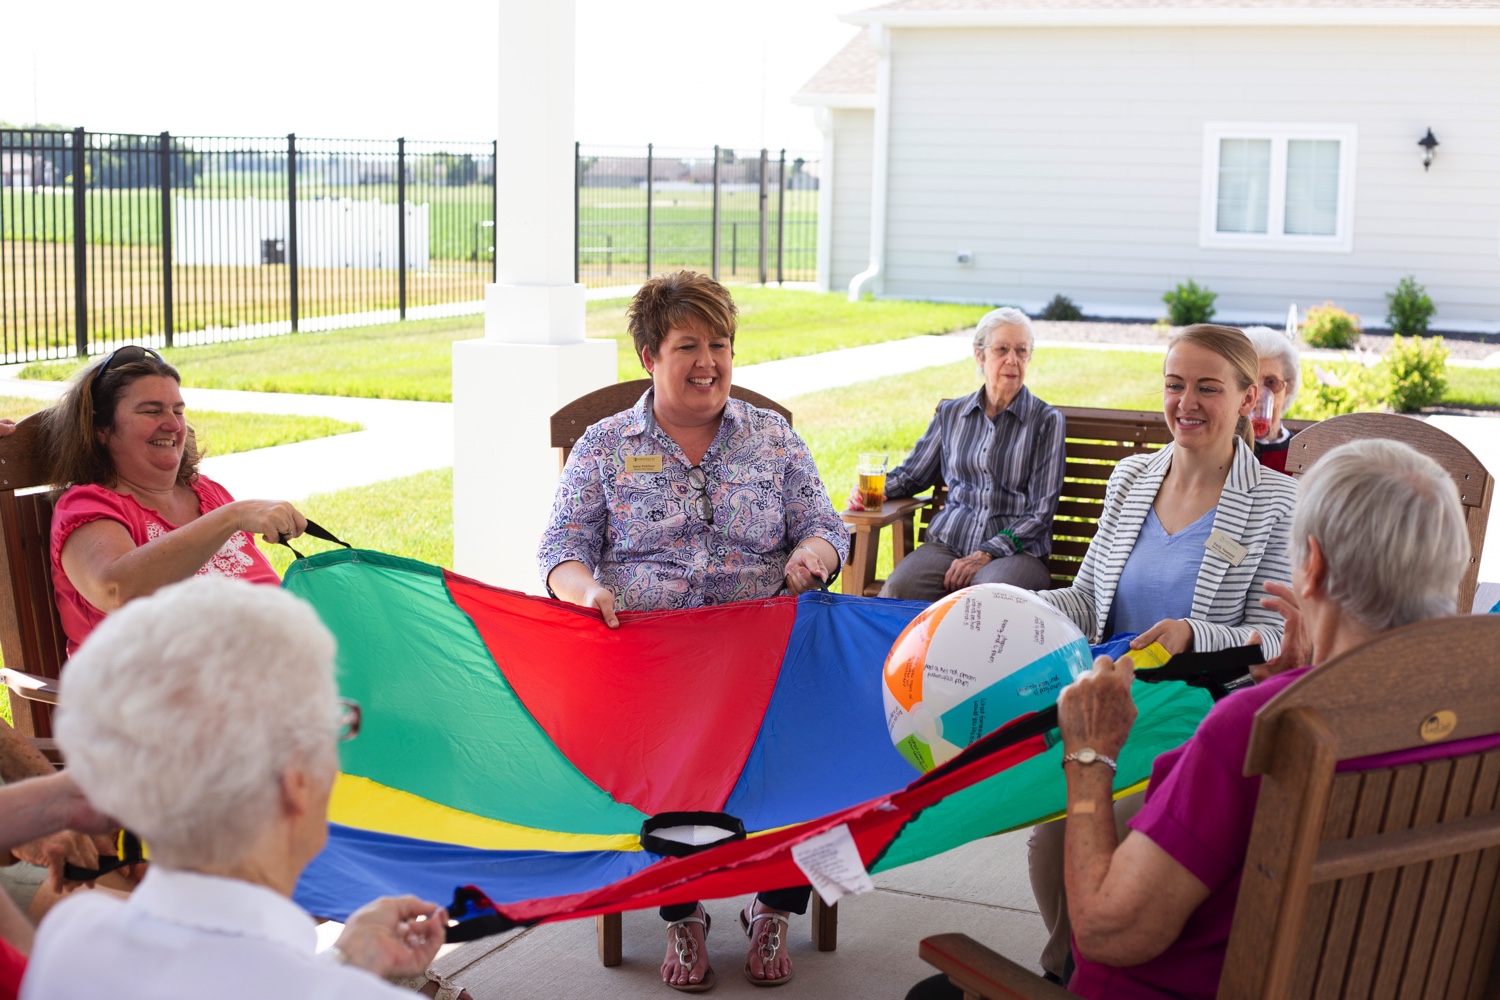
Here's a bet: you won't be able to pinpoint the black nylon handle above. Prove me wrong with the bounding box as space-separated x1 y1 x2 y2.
278 518 352 559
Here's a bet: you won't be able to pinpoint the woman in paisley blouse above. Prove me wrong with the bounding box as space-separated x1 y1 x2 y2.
538 270 849 992
43 346 307 654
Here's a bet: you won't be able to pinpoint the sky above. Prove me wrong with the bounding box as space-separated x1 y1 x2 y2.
0 0 864 155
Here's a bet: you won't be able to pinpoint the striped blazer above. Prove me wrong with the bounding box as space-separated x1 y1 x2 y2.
1037 439 1297 657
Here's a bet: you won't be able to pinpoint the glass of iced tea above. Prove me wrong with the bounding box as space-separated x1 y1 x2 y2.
1252 387 1275 439
857 452 889 507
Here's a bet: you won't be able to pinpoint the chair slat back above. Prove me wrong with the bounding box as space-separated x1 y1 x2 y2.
1223 616 1500 1000
550 378 794 464
0 413 68 738
1284 411 1494 613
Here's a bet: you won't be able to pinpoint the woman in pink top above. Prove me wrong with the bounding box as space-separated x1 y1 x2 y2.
43 345 306 653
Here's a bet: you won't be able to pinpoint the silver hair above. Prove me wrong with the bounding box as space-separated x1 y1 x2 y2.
1293 439 1469 631
1243 326 1301 412
56 578 339 870
972 307 1035 352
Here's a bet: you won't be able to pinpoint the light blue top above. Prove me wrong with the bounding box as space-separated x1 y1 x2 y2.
1105 505 1217 637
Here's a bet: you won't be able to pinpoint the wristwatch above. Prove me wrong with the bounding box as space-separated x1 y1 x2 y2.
1061 748 1118 774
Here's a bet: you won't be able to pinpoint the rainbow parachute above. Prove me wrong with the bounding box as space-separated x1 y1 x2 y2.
287 550 1216 931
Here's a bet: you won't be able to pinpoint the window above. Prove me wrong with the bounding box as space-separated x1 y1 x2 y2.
1200 123 1356 252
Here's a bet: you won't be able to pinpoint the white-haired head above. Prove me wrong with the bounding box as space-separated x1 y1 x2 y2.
1243 326 1301 412
57 578 339 870
1294 439 1468 631
972 307 1034 353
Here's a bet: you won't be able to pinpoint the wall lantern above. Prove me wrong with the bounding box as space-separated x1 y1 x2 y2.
1418 128 1440 171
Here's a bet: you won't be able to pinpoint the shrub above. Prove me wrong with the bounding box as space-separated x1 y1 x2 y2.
1040 294 1084 322
1161 280 1217 326
1287 359 1383 420
1381 335 1448 413
1386 275 1436 337
1300 302 1362 349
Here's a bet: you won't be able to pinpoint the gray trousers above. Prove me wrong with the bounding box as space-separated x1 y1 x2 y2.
1027 790 1148 980
878 539 1052 601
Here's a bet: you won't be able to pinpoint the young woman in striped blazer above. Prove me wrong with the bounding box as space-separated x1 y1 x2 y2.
1024 323 1299 984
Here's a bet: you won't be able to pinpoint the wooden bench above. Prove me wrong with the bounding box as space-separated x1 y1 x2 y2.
917 614 1500 999
839 406 1313 598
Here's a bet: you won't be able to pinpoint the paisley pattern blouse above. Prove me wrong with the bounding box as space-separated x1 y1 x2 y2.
538 388 849 611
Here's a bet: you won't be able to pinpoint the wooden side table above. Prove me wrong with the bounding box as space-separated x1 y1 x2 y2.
838 496 932 597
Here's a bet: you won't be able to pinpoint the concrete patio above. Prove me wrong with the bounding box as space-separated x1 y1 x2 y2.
424 827 1047 999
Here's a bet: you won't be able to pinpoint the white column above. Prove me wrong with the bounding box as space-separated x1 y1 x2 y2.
453 0 615 590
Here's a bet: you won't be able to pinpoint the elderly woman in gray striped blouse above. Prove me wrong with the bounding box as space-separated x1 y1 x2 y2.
849 307 1066 600
1023 323 1298 984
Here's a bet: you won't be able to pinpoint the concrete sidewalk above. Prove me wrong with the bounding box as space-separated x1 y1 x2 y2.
0 378 454 502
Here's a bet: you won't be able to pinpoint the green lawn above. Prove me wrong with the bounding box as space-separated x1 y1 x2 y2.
1439 366 1500 410
0 396 361 455
19 289 996 396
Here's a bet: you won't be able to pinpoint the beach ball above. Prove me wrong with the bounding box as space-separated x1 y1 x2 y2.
883 584 1092 772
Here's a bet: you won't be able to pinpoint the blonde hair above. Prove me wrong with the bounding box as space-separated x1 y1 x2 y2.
1167 324 1259 449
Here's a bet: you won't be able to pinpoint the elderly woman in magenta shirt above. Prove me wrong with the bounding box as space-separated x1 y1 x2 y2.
909 438 1479 1000
538 270 848 992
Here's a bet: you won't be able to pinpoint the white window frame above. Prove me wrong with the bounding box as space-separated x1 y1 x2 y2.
1199 122 1357 253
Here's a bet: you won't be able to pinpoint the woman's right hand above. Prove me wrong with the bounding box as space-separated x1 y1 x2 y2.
581 582 620 629
228 500 308 544
846 487 867 511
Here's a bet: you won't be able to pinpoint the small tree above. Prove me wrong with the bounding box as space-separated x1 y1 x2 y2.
1162 280 1217 326
1385 275 1436 336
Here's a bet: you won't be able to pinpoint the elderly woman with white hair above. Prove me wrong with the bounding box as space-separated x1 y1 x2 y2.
1242 326 1301 473
850 307 1066 600
21 578 457 1000
909 438 1485 1000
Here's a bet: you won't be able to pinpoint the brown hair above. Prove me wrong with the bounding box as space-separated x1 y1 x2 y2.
42 353 201 489
627 270 738 366
1166 324 1259 449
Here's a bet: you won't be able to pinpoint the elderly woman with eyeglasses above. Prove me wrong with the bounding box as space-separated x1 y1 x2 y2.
1242 327 1302 474
848 307 1066 601
21 578 456 1000
537 271 848 992
39 346 306 655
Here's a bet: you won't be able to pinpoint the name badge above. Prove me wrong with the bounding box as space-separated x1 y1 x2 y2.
1205 529 1249 566
624 455 663 474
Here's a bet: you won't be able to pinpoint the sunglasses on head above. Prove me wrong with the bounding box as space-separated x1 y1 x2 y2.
95 345 164 377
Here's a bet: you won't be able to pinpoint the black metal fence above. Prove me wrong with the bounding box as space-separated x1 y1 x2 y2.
576 143 818 288
1 129 819 363
1 128 497 363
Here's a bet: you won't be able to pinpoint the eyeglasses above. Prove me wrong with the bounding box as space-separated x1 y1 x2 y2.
1261 375 1287 394
336 699 362 742
984 345 1031 361
685 465 714 525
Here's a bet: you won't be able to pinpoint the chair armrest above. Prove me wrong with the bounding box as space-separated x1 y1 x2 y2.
1 667 60 705
918 934 1073 1000
839 495 932 528
26 738 64 768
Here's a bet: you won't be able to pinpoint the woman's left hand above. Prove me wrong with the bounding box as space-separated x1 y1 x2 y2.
1130 618 1194 656
784 546 829 595
1058 653 1137 759
335 895 447 978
